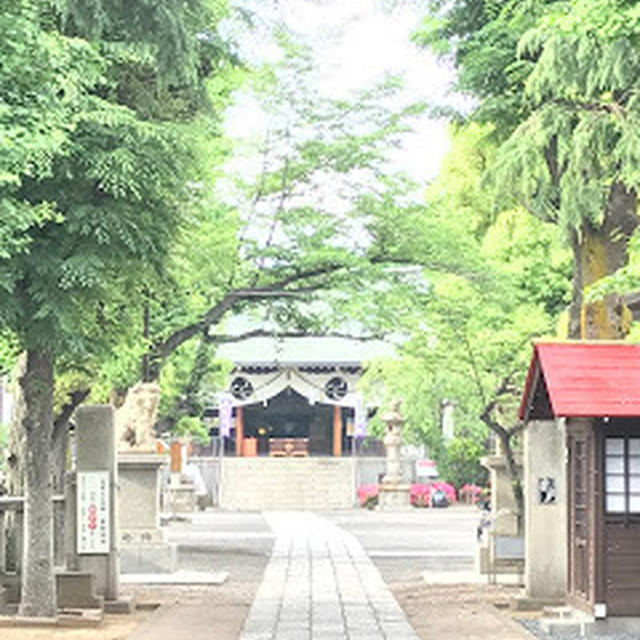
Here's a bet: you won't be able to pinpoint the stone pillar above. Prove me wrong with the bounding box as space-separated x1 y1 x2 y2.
333 406 342 457
442 400 455 442
235 407 244 457
481 448 522 537
118 454 175 572
73 405 119 601
476 444 523 580
378 403 410 509
523 418 567 603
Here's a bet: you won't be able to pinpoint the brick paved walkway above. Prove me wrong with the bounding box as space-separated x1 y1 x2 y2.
239 511 419 640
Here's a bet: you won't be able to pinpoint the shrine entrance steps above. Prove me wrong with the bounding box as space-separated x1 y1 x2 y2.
219 457 355 510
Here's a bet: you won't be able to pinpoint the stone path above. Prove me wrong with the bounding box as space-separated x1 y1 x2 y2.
239 511 419 640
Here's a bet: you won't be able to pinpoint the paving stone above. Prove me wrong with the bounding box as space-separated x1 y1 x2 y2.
239 511 419 640
311 623 346 633
274 632 310 640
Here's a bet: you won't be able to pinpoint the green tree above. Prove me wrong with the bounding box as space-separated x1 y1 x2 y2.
441 437 487 489
360 124 571 519
415 0 640 339
0 0 234 616
121 36 459 431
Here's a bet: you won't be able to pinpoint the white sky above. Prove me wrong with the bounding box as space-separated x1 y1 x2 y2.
225 0 456 184
220 1 453 335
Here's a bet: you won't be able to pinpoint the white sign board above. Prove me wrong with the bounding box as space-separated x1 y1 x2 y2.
77 471 110 554
415 459 439 479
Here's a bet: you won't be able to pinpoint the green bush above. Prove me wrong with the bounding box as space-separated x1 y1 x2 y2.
441 436 487 489
175 416 209 444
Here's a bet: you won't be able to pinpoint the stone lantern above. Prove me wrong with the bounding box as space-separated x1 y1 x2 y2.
378 401 410 509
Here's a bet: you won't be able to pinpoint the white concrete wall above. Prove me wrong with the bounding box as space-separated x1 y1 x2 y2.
524 419 567 600
220 457 355 509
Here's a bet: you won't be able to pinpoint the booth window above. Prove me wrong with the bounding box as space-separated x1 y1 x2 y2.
605 437 640 514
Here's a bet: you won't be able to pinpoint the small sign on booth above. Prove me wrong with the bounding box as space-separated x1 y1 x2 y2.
538 476 556 504
77 471 110 554
415 459 438 479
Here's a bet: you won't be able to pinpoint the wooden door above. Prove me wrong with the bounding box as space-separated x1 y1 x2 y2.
601 430 640 615
567 428 593 609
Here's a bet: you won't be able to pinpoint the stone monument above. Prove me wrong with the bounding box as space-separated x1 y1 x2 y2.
378 402 411 509
65 404 133 612
115 383 175 573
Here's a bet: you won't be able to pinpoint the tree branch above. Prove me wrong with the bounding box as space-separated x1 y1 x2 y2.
477 373 525 528
553 97 625 119
147 249 466 380
461 331 488 408
52 387 90 445
204 328 385 344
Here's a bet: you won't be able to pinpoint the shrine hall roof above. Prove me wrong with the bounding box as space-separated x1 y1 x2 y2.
216 336 395 367
519 341 640 421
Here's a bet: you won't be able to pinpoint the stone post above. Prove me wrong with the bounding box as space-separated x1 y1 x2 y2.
476 441 523 579
378 402 410 509
74 405 119 601
481 446 522 538
441 400 455 442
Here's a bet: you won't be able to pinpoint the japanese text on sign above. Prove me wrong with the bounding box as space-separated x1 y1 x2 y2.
77 471 110 554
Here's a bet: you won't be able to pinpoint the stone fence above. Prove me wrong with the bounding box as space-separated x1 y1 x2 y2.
0 494 68 605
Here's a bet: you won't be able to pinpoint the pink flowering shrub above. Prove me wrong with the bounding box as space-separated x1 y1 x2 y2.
357 484 379 509
410 483 431 507
459 484 484 505
410 481 457 507
358 481 460 509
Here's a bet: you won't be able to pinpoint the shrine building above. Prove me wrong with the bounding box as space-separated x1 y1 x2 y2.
212 335 394 509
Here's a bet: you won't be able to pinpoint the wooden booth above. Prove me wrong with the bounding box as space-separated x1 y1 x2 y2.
520 342 640 617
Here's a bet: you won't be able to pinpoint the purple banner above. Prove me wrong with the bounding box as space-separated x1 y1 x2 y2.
354 395 367 438
219 394 233 438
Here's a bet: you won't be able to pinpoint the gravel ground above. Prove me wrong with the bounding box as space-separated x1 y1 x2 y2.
391 581 535 639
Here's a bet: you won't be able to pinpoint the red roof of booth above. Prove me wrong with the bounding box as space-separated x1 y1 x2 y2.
519 342 640 420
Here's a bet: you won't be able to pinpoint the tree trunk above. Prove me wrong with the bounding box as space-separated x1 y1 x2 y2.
50 387 90 493
49 421 68 569
18 349 56 618
570 183 638 339
567 228 583 339
141 292 151 382
6 354 27 497
498 431 524 532
50 426 68 496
